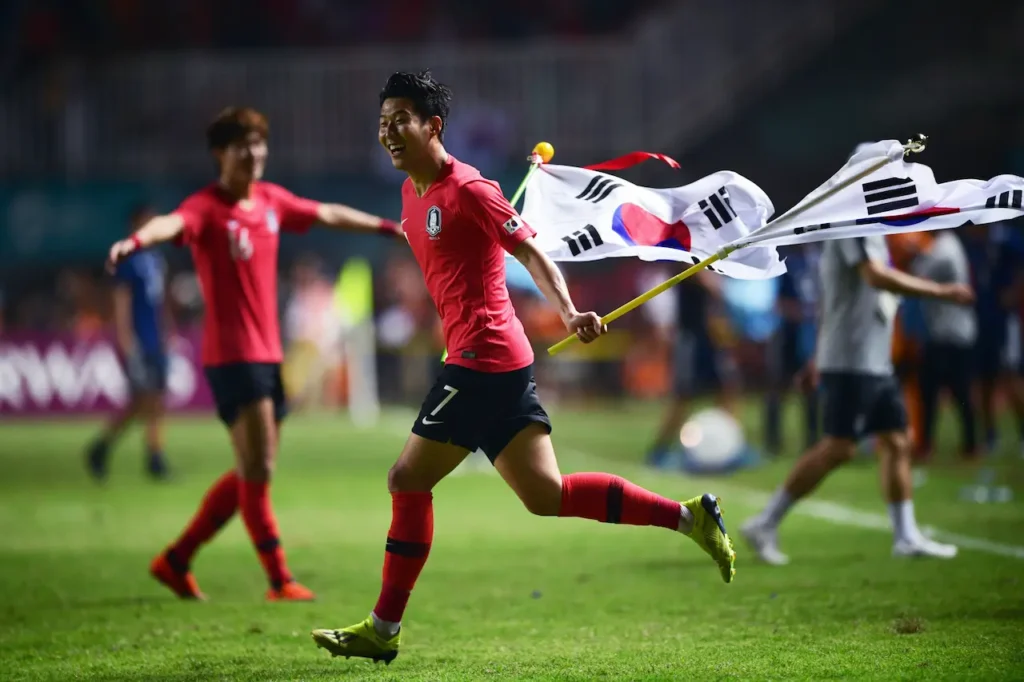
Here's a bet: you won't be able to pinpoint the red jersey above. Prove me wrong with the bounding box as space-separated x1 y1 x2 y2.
402 156 536 372
172 182 320 366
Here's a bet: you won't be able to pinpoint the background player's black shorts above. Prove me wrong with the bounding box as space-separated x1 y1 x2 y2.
412 363 551 463
820 371 907 440
672 328 736 396
204 362 287 426
125 351 169 394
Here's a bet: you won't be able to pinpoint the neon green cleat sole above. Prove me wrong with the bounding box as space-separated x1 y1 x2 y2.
683 493 737 583
312 618 400 665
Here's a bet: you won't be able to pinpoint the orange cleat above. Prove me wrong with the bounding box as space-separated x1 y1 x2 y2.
150 552 206 600
267 581 316 602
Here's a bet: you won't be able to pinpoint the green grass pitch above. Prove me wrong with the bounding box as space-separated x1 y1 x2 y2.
1 401 1023 680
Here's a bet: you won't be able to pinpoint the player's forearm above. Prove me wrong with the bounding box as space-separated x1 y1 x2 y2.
862 262 947 299
514 242 577 321
317 203 401 236
133 215 185 248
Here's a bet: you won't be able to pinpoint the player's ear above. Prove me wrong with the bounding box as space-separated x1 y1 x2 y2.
429 115 443 139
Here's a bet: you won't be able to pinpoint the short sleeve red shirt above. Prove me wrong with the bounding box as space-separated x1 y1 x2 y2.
401 156 536 372
172 181 320 366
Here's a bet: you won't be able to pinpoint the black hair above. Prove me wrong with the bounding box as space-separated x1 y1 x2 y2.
379 70 452 141
206 106 269 150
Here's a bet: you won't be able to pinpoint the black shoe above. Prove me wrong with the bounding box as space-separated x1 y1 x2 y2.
147 451 170 480
86 440 109 481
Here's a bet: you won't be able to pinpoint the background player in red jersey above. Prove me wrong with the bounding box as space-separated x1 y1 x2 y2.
106 107 403 602
311 72 736 665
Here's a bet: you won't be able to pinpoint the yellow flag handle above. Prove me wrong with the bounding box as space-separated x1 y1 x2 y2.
547 251 727 356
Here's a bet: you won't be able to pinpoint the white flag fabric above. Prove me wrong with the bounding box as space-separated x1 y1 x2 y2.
740 140 1024 248
520 164 786 280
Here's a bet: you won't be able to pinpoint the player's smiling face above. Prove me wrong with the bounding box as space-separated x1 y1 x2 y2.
216 131 268 184
379 97 438 171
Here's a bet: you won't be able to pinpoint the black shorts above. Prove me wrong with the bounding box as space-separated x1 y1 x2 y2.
126 351 169 394
411 363 551 463
820 371 907 440
204 362 287 426
974 330 1006 380
673 328 735 396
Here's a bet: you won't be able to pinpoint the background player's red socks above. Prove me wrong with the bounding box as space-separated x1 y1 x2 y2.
559 473 681 529
239 479 293 589
167 469 239 568
373 491 433 624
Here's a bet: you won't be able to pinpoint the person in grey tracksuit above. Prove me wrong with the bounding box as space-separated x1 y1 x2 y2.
911 230 979 459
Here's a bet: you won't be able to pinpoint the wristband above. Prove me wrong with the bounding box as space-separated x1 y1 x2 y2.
380 219 401 236
130 234 143 251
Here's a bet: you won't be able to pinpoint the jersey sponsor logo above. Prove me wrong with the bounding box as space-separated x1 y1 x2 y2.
426 206 442 240
502 217 522 235
266 208 279 234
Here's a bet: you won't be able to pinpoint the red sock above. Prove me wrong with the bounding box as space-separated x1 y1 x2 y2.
559 473 681 529
373 492 433 623
167 470 239 569
239 479 293 589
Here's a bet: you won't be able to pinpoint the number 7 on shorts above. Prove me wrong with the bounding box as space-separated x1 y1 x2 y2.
422 385 458 425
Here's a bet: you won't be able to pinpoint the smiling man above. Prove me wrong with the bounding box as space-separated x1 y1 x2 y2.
310 71 737 666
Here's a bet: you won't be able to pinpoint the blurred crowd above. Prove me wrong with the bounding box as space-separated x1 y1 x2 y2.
3 218 1023 462
3 0 662 79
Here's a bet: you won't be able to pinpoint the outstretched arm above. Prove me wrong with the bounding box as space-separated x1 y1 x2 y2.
513 237 606 344
316 203 403 238
106 214 185 272
859 259 973 304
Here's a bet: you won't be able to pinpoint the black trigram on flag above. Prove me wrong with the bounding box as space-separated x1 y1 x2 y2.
985 190 1023 209
698 188 737 229
561 224 604 256
863 177 918 215
575 176 623 203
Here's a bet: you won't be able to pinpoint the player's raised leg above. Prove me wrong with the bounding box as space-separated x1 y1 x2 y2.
494 423 735 583
312 434 469 664
85 397 142 481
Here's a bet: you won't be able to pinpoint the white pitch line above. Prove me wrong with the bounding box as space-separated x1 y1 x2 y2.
562 449 1024 560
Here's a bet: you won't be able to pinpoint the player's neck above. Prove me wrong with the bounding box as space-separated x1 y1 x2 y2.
218 176 254 202
407 146 449 197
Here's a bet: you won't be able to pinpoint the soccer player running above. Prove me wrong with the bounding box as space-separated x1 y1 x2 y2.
741 234 974 565
87 204 173 481
311 71 735 665
106 107 403 601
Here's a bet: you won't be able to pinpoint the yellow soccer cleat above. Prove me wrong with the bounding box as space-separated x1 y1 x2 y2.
683 493 737 583
312 617 400 665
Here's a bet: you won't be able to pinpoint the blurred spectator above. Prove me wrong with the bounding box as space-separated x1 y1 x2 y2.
764 244 821 457
962 222 1023 452
910 230 978 460
282 254 342 409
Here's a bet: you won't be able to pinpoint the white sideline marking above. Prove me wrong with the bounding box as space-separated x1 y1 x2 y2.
563 450 1024 560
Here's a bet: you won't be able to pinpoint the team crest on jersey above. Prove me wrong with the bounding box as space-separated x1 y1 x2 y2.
266 208 279 234
426 206 442 240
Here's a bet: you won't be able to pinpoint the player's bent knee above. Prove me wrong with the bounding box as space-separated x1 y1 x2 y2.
820 438 857 466
387 460 437 493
